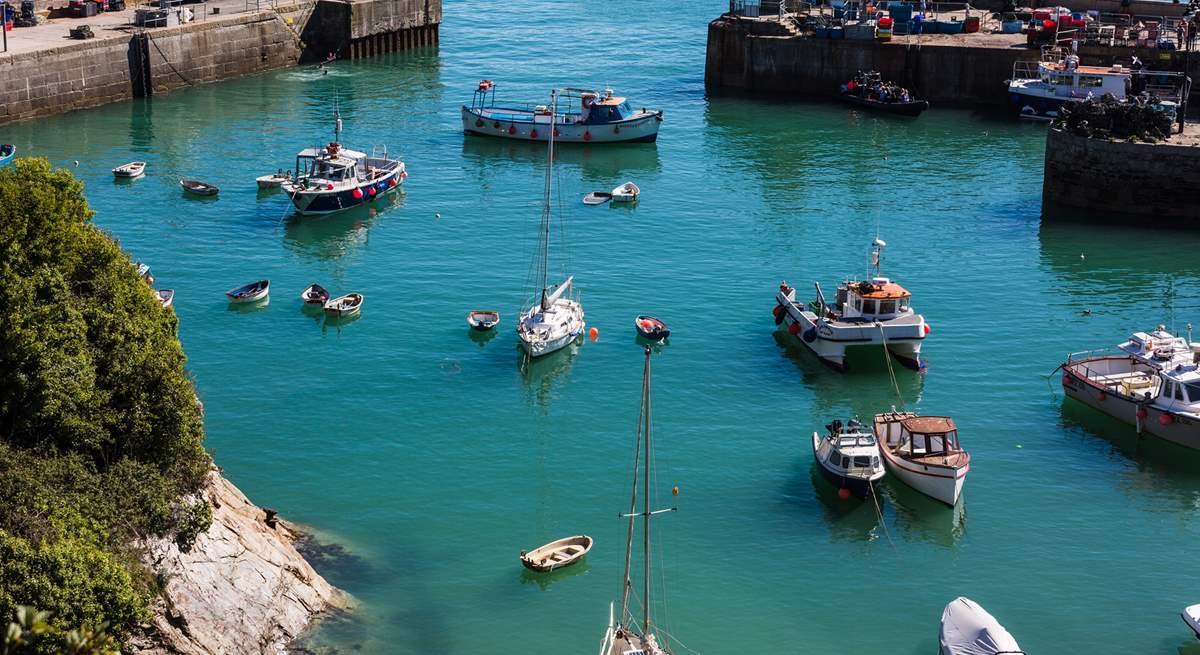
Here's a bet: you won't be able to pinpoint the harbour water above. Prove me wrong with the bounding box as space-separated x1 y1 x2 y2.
7 0 1200 652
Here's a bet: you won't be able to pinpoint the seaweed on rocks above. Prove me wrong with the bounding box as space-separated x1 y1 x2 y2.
1054 93 1174 143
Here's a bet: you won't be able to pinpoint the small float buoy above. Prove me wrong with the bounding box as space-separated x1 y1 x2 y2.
435 212 441 219
924 323 931 335
672 485 679 496
1015 444 1023 448
589 327 599 341
1080 253 1085 259
1082 309 1091 316
74 160 80 167
837 487 851 500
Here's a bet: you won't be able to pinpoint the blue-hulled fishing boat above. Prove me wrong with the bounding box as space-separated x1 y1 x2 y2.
462 81 663 144
0 144 16 166
282 107 406 216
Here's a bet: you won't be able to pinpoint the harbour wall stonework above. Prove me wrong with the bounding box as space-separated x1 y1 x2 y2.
0 0 440 126
1042 127 1200 223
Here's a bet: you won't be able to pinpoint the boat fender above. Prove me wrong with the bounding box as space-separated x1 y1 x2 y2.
530 129 539 139
1160 413 1174 426
368 186 377 196
613 125 620 134
1061 373 1072 386
772 304 785 319
803 328 817 343
1136 406 1148 419
924 324 931 335
352 188 363 199
388 178 397 187
508 126 517 135
553 128 560 137
583 131 592 142
1097 391 1106 402
325 183 334 190
475 119 484 128
788 322 801 336
837 487 851 500
493 121 501 129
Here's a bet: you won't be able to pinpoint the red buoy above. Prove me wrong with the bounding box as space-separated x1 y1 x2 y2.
924 323 931 335
1097 392 1106 402
788 322 801 336
326 183 334 190
368 186 377 196
1136 407 1148 419
1159 413 1174 426
837 487 851 500
589 327 599 341
388 178 397 187
583 131 592 142
772 305 785 318
352 188 363 199
530 129 539 139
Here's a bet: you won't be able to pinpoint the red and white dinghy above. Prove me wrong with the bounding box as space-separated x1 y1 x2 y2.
873 410 970 507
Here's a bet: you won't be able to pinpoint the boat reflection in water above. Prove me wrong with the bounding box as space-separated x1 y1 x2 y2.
283 192 402 260
805 464 891 544
771 332 925 418
467 326 500 348
518 560 592 592
878 480 967 548
518 337 582 410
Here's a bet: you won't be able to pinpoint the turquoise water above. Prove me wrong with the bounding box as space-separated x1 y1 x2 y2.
8 0 1200 652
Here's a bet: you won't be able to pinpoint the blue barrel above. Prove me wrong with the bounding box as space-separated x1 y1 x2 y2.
911 14 923 33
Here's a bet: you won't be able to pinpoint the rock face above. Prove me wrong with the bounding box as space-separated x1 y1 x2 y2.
129 470 347 654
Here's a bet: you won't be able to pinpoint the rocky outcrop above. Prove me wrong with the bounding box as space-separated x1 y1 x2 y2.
129 470 348 654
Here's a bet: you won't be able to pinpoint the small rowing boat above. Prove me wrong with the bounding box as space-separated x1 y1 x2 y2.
300 283 330 305
324 293 363 317
634 315 669 341
0 144 15 166
256 171 291 189
156 289 175 308
467 310 500 331
939 597 1023 655
520 535 593 572
611 182 640 203
181 179 219 196
583 191 612 205
135 262 154 286
226 280 270 304
112 161 146 178
1182 604 1200 639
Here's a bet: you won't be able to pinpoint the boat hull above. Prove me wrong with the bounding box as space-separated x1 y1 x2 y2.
878 446 966 506
518 299 585 358
776 290 926 372
461 106 662 144
285 169 404 216
1007 86 1072 120
837 93 929 116
813 455 877 498
1062 361 1200 449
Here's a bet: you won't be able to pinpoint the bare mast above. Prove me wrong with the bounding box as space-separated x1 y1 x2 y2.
538 90 557 311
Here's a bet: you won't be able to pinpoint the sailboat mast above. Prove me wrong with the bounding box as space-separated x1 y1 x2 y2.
538 90 556 309
642 346 651 637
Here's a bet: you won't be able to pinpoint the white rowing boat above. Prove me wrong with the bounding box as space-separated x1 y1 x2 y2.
113 161 146 178
519 534 593 572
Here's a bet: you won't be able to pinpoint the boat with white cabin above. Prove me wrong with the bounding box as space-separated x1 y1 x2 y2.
1006 46 1173 120
1061 328 1200 449
775 237 929 372
812 418 885 499
463 82 663 144
281 107 406 216
940 597 1024 655
873 410 970 506
517 90 585 358
597 347 682 655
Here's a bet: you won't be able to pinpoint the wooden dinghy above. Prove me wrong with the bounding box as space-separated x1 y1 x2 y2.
156 289 175 308
180 179 219 196
610 182 639 203
583 191 612 205
520 534 593 572
467 309 500 331
300 283 330 305
226 279 270 304
324 293 363 317
113 161 146 178
634 315 670 341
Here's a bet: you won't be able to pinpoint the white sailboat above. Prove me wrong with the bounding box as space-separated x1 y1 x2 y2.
517 89 585 358
598 348 681 655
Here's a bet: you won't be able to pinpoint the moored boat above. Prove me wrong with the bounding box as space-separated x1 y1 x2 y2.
226 279 269 304
811 418 885 499
324 293 363 317
112 161 146 178
940 597 1023 655
180 179 219 196
583 191 612 205
873 410 970 506
519 535 593 572
775 237 929 372
517 90 585 358
257 170 292 189
135 262 154 286
467 309 500 331
1116 325 1198 370
300 283 330 305
0 144 15 166
1182 604 1200 639
463 81 663 144
634 315 669 341
838 71 928 117
281 106 406 216
1006 47 1183 121
156 289 174 308
611 182 639 203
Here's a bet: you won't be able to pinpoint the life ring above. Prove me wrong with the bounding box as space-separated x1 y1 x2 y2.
1152 346 1174 361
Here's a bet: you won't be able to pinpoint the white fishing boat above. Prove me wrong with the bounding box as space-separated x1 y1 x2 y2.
598 348 682 655
1181 603 1200 639
1061 344 1200 450
873 410 970 506
1116 325 1199 370
940 597 1024 655
226 280 269 304
517 90 585 358
812 418 885 499
519 535 593 572
775 237 929 372
281 105 406 216
1007 46 1183 121
324 293 363 317
611 182 639 203
112 161 146 178
256 170 292 189
156 289 174 308
463 81 663 144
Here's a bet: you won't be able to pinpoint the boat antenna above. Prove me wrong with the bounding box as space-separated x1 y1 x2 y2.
870 235 886 278
334 96 343 144
538 90 556 311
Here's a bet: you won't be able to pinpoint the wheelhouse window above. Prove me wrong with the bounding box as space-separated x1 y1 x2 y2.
853 297 863 311
898 297 910 311
863 299 877 314
879 300 896 314
1079 75 1104 88
1175 382 1186 401
1184 382 1200 403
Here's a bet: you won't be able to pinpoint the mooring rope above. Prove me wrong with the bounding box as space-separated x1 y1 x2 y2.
876 322 904 407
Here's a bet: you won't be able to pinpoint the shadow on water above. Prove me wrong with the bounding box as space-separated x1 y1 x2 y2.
771 331 924 417
517 338 582 411
226 298 269 314
467 326 500 348
879 480 967 548
460 137 662 188
802 462 890 544
518 560 593 591
283 193 404 260
322 311 362 335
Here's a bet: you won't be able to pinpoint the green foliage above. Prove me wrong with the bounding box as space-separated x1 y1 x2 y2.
2 605 121 655
0 159 213 646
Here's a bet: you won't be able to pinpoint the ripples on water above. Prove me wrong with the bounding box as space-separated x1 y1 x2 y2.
6 0 1200 651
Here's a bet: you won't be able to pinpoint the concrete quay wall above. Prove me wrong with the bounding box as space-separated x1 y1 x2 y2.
1042 127 1200 223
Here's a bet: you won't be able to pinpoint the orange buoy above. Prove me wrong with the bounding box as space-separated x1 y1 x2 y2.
589 327 599 341
672 485 679 496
